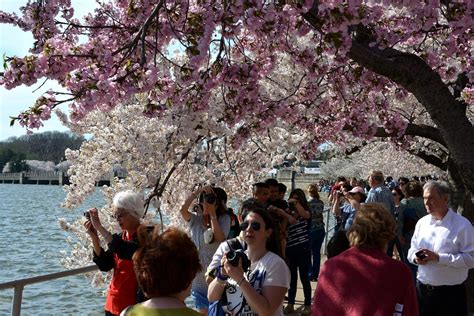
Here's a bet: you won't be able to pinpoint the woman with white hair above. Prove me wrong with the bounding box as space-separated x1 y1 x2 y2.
84 191 145 316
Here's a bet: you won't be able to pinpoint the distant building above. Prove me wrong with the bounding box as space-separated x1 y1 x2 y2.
302 160 322 174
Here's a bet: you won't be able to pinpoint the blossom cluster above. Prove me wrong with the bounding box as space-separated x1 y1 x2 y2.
1 0 472 137
2 0 472 286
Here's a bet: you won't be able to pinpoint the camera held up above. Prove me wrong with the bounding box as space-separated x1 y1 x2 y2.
192 191 217 214
226 249 251 272
83 211 91 220
199 192 217 204
288 202 297 213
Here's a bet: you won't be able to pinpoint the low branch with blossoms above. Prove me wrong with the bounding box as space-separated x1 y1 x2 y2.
1 0 474 285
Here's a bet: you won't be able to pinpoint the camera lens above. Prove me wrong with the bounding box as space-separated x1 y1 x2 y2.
226 250 238 266
205 194 216 204
289 202 296 212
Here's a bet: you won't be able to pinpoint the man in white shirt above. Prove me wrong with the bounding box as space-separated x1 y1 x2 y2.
408 181 474 316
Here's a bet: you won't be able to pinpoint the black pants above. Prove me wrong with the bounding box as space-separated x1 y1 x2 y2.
416 281 467 316
287 251 312 305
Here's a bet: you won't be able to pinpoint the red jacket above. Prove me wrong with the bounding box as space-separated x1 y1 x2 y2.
94 232 139 315
312 247 418 316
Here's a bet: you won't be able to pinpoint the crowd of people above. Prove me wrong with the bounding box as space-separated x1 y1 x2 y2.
83 171 474 316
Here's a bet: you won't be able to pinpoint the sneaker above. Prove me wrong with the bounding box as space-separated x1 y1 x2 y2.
283 304 294 314
296 305 311 315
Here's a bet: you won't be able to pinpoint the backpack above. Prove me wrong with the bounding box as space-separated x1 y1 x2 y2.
402 207 419 235
400 199 421 235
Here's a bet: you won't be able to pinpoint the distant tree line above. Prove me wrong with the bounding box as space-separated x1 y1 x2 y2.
0 131 85 172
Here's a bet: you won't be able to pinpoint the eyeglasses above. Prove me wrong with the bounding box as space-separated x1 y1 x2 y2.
112 212 128 220
392 193 398 196
240 221 261 231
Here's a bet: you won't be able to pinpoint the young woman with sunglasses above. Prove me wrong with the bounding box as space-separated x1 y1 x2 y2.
208 205 290 315
84 191 145 316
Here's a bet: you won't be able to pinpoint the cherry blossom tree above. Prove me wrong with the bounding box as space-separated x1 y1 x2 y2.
321 141 444 180
1 1 472 186
54 98 307 285
2 0 473 303
1 0 472 199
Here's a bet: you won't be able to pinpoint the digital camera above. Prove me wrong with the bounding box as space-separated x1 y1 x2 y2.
83 211 91 220
288 202 297 213
199 192 216 204
226 249 251 272
193 203 203 215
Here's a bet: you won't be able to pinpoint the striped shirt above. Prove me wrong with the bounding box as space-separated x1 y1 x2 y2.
286 217 310 251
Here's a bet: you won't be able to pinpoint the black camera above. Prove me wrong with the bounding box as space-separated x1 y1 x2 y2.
201 193 216 204
288 202 297 213
415 250 427 260
83 211 91 220
193 203 203 214
226 249 251 272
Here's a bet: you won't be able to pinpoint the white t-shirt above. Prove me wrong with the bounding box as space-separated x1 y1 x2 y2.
189 213 230 294
208 237 246 273
223 251 290 316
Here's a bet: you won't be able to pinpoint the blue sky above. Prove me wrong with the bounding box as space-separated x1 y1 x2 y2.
0 1 97 141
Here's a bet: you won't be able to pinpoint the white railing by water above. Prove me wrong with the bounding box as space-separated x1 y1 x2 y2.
0 265 98 316
0 208 336 315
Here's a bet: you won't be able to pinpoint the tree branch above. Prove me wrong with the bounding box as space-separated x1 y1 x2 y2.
408 149 447 171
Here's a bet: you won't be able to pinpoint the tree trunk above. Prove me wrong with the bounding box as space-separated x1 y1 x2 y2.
302 10 474 196
447 159 474 222
347 41 474 193
303 7 474 312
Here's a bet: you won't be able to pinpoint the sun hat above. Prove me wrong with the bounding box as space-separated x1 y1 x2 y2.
348 186 365 195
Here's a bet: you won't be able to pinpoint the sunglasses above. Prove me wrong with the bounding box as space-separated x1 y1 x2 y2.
240 221 261 231
392 193 399 196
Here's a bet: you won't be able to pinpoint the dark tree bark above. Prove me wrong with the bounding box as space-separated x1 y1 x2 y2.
303 5 474 200
303 7 474 310
346 40 474 195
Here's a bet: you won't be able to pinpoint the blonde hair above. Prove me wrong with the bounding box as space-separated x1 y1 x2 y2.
348 203 395 249
307 184 320 199
369 170 384 183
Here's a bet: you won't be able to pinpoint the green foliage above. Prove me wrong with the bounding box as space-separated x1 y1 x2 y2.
9 153 29 172
0 131 85 171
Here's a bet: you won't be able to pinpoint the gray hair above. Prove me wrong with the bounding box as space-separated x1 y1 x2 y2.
423 181 450 198
113 191 145 219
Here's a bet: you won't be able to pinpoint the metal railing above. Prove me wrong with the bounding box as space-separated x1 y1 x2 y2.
321 206 339 255
0 208 337 315
0 265 98 316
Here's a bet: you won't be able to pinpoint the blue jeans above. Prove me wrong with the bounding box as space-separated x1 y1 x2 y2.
309 228 325 280
191 289 209 310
